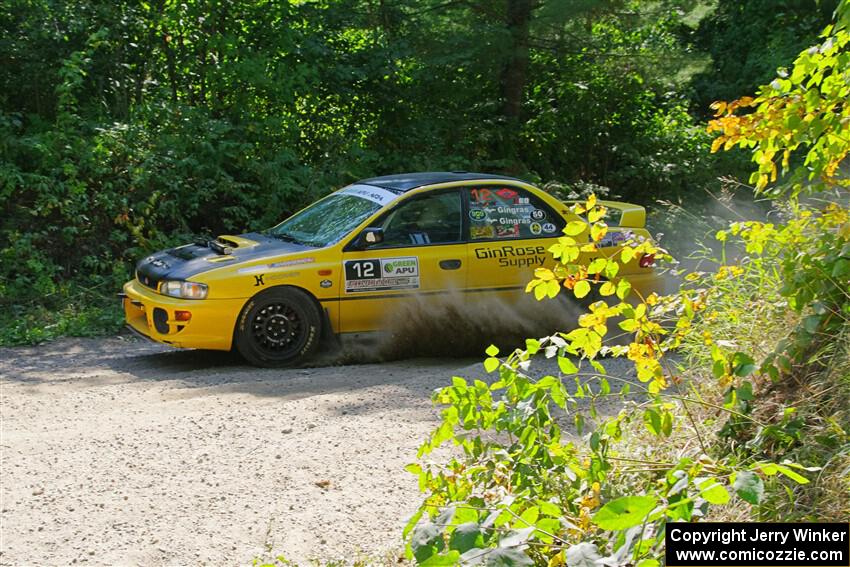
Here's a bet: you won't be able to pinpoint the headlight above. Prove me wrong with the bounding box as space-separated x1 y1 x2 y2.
159 280 209 299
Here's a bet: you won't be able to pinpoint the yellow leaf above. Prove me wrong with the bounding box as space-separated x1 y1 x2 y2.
599 281 616 296
565 221 586 236
590 223 608 242
588 206 606 223
535 267 555 281
534 283 547 301
574 280 591 299
711 137 724 153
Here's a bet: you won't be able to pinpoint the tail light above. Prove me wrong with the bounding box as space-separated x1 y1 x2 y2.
639 254 655 268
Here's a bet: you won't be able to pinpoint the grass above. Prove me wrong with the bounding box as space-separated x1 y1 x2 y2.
0 288 125 346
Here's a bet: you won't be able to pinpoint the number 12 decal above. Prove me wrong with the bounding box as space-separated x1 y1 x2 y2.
343 257 420 293
345 260 380 280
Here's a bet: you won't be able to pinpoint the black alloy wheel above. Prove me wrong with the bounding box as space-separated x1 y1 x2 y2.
235 287 321 367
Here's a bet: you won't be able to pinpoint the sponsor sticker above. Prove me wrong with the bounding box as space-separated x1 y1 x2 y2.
530 222 542 235
269 257 315 268
320 279 333 288
530 209 546 221
338 184 399 206
542 222 557 234
344 257 420 293
495 224 520 238
469 208 487 221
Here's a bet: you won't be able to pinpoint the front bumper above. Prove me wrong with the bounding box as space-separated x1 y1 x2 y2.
122 279 246 351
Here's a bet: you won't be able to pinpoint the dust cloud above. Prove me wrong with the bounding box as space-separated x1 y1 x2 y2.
312 290 583 365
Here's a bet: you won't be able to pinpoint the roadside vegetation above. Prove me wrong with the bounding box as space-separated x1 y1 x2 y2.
403 3 850 564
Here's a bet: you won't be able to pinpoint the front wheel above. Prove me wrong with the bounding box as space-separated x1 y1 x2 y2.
235 287 321 367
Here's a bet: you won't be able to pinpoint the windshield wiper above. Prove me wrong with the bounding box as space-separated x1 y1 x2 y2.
269 231 314 247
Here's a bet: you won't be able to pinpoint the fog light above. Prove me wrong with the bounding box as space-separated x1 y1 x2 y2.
175 310 192 322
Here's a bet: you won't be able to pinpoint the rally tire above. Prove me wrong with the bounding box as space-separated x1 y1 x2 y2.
235 287 321 367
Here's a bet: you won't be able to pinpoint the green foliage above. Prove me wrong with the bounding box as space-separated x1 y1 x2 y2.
708 0 850 195
691 0 837 114
404 197 816 565
678 200 849 520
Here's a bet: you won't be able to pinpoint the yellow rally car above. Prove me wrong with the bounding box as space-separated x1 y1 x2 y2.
123 172 661 366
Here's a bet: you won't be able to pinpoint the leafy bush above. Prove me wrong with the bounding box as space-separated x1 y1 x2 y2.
403 5 850 561
403 196 821 565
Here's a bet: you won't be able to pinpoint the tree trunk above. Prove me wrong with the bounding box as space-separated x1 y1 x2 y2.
499 0 533 172
501 0 532 123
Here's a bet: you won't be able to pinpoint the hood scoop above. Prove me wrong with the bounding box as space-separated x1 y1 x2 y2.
189 234 261 256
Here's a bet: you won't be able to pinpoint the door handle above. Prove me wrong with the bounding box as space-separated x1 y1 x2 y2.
440 259 462 270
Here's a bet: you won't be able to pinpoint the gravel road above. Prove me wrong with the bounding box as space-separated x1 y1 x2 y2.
0 335 638 566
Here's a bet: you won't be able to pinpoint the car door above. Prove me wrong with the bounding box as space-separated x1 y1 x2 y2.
339 189 468 333
465 185 567 302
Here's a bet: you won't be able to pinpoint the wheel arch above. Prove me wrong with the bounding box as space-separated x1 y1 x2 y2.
230 284 328 351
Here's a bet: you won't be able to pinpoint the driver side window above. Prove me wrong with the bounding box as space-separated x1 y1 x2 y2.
376 191 462 247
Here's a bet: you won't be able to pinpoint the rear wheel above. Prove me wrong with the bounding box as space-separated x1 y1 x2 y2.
235 287 321 367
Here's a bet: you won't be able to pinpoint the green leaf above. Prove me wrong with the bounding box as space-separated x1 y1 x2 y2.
733 471 764 505
615 278 631 300
484 357 500 373
831 258 850 278
592 495 657 531
588 257 607 274
411 522 443 562
448 523 483 554
558 356 578 374
732 352 757 376
419 551 461 566
698 478 730 505
574 280 591 298
486 344 500 357
565 543 602 567
470 547 533 567
643 408 661 435
405 463 422 475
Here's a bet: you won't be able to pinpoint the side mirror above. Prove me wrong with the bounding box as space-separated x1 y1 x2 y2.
358 227 384 248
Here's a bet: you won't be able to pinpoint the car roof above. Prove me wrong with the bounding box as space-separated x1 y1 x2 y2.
358 171 523 192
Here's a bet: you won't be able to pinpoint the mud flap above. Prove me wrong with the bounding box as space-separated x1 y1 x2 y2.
320 307 341 348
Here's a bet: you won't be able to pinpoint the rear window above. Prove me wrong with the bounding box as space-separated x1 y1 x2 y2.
467 187 564 240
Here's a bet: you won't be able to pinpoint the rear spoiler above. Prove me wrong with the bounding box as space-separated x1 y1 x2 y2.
599 200 645 228
564 199 646 228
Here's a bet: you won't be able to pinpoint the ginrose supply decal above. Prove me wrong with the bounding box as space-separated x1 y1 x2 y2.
666 522 849 567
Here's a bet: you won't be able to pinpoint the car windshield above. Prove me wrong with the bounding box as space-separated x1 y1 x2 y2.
267 185 398 248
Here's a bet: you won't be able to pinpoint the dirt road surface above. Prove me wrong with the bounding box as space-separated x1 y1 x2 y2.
0 336 636 566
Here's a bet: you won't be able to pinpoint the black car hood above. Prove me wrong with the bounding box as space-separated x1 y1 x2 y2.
135 232 312 290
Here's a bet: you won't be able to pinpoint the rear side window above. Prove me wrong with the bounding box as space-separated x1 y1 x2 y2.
466 187 564 240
